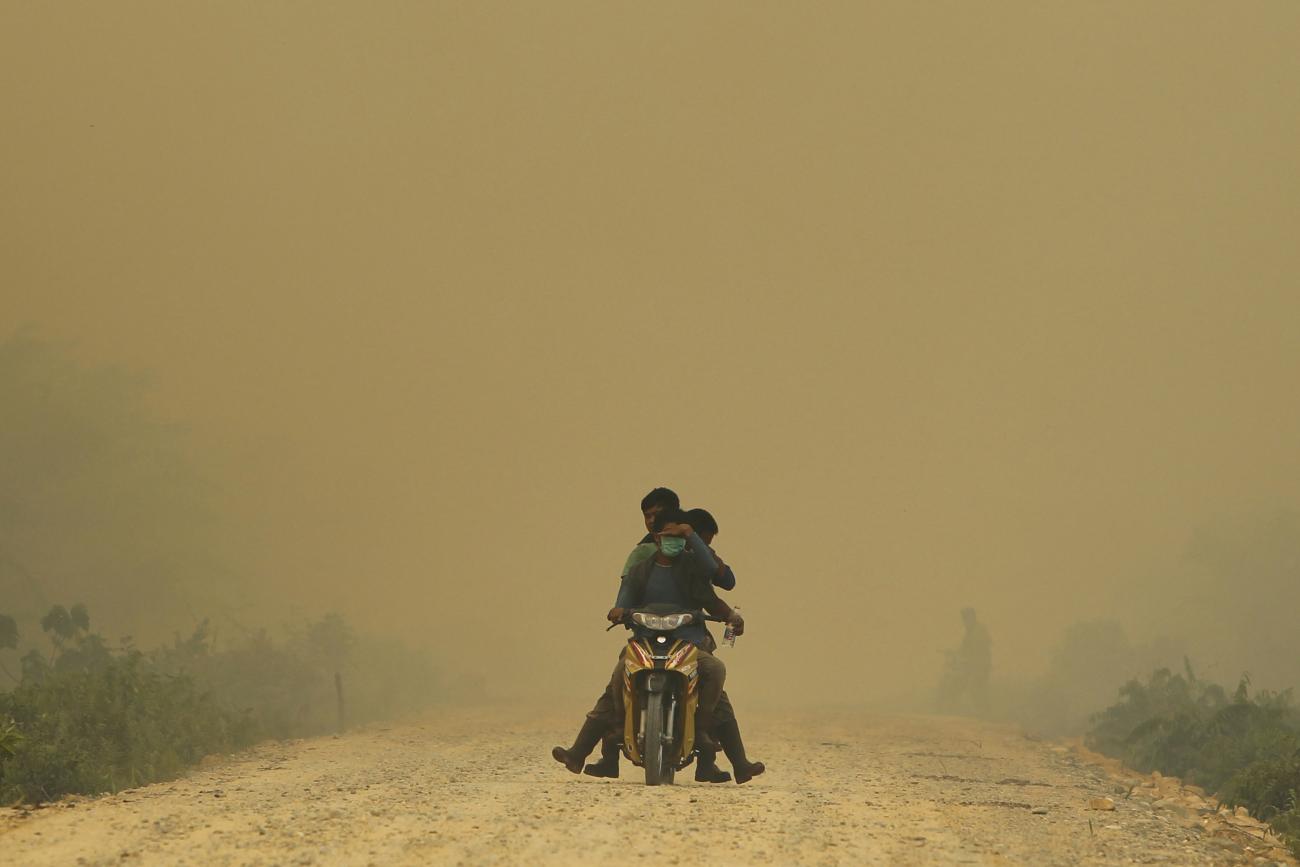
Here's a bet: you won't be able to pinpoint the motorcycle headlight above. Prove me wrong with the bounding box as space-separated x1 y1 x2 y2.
631 612 694 631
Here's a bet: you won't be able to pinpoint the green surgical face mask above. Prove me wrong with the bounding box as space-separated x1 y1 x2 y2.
659 536 687 558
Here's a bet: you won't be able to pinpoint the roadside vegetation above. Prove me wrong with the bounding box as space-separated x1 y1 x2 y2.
1086 662 1300 856
0 604 440 804
969 509 1300 856
0 334 451 805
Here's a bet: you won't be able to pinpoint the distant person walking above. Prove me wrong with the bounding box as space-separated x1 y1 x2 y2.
936 607 992 715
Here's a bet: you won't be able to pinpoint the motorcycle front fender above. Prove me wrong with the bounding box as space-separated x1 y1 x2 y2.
622 638 700 765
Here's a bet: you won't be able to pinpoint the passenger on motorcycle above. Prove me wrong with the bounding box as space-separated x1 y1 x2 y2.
620 486 678 578
679 508 764 783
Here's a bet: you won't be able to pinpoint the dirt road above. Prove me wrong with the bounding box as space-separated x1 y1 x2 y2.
0 708 1283 865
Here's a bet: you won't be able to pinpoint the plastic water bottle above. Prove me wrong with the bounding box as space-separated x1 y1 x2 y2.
723 607 741 647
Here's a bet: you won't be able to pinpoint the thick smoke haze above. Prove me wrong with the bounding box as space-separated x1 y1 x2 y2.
3 3 1299 712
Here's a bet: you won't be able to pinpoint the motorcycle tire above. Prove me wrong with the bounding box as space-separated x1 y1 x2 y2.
643 691 674 786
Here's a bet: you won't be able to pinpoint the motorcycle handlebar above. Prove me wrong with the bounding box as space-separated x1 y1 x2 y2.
604 610 728 630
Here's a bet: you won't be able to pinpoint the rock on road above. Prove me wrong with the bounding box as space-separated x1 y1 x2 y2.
0 708 1279 865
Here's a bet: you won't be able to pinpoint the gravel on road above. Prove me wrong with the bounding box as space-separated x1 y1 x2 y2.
0 707 1287 865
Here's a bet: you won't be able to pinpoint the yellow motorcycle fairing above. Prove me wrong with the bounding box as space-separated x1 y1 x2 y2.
622 637 700 765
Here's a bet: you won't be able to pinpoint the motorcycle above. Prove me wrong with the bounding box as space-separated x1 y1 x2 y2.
610 604 726 786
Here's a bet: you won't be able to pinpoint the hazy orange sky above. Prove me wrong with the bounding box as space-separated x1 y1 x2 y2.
4 2 1299 704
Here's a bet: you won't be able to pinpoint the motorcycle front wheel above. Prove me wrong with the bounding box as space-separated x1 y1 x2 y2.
642 691 675 786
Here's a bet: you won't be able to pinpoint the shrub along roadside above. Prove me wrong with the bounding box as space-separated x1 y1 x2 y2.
0 606 441 805
0 651 254 802
1086 662 1300 856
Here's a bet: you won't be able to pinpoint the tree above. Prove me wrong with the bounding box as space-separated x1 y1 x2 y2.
1178 511 1300 690
0 330 231 642
307 613 355 674
0 613 17 684
0 614 16 651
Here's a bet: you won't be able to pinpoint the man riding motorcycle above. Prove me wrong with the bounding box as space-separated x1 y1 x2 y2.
609 508 733 752
583 505 763 783
551 506 743 776
589 491 733 780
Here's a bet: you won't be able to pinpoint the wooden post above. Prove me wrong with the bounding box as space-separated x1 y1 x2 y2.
334 671 345 734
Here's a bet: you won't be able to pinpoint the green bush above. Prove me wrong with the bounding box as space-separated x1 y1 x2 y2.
0 605 441 804
0 651 254 803
1087 663 1300 856
1219 749 1300 857
152 624 329 740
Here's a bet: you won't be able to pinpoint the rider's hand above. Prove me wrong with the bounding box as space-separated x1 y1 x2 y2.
727 610 745 636
607 607 625 623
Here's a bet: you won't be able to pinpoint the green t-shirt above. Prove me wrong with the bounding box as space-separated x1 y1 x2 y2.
621 542 657 577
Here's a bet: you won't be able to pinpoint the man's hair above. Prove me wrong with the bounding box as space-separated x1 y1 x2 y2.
652 507 687 533
683 508 718 536
640 487 680 513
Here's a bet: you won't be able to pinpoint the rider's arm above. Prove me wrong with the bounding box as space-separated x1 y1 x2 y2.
703 596 742 625
613 573 637 611
680 529 730 588
702 596 732 619
683 531 718 573
703 596 745 635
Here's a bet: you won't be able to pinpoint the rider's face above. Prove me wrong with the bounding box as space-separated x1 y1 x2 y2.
643 505 663 533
